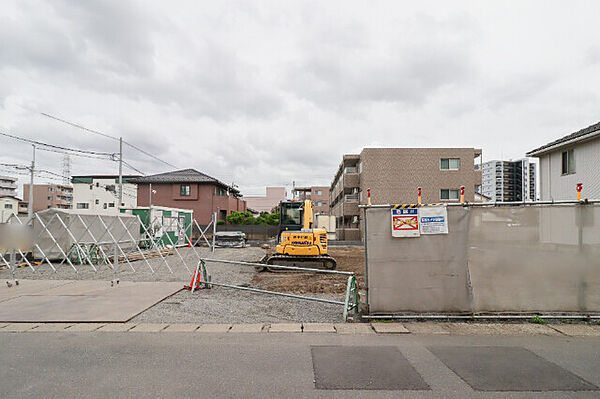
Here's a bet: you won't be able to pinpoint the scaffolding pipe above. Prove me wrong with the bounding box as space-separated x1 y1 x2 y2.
202 258 355 275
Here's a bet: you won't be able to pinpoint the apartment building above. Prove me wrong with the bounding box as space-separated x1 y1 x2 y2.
244 187 287 213
478 159 536 202
292 186 330 214
527 121 600 201
0 176 18 197
330 148 482 240
72 175 139 215
22 184 73 212
132 168 246 224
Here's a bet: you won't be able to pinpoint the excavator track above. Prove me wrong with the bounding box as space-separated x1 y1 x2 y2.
262 253 337 271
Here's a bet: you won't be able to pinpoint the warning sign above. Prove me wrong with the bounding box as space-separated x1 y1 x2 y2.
391 208 420 238
419 206 448 235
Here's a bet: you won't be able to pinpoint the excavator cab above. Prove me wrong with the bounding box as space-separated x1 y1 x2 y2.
278 200 303 238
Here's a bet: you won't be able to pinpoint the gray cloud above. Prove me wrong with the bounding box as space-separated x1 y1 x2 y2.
1 1 600 198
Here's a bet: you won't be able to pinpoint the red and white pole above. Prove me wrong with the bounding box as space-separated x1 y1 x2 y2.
367 188 372 206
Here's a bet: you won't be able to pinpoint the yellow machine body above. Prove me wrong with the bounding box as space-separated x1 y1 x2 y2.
276 199 329 256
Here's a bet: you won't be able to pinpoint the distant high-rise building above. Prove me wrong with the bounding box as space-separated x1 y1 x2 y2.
478 159 536 202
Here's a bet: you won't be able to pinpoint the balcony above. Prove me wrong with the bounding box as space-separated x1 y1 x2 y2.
343 202 359 216
343 173 359 189
0 182 18 190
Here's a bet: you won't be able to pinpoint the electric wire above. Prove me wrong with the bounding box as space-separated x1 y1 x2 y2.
0 131 114 156
40 112 178 169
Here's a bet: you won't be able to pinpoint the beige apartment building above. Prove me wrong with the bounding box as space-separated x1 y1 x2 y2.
292 186 330 214
330 148 482 240
22 184 73 212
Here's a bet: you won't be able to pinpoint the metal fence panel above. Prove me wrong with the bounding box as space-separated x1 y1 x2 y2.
366 206 472 313
468 205 600 312
365 204 600 314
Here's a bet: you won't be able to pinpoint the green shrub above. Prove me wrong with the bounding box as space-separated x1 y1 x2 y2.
530 315 547 325
216 220 225 225
226 211 279 225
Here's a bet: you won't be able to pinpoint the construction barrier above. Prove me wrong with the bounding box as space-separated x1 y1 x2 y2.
0 210 211 280
195 258 359 322
362 201 600 315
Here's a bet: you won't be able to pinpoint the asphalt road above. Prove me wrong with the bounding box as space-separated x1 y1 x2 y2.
1 333 599 398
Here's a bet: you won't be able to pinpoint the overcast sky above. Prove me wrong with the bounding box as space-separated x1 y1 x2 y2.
1 0 599 196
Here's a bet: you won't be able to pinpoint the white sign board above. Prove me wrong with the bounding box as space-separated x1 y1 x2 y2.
391 208 420 238
419 206 448 235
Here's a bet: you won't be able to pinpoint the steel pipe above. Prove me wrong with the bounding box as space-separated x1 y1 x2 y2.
201 258 354 275
195 279 346 306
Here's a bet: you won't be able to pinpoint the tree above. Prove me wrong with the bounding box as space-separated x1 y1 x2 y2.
226 210 279 225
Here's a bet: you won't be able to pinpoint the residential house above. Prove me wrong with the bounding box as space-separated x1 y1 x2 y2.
0 195 19 222
526 121 600 200
131 169 246 224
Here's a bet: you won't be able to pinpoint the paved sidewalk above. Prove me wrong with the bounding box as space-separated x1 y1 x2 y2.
1 321 598 336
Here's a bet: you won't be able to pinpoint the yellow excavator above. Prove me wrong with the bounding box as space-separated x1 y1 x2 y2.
265 199 337 269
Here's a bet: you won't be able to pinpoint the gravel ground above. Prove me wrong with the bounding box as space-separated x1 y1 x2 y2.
1 246 344 323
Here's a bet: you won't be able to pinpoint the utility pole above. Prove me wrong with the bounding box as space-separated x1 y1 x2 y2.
149 183 152 208
118 136 123 210
27 145 35 221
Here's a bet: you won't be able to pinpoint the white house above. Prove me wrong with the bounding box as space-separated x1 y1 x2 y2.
0 195 19 223
527 122 600 201
72 175 139 215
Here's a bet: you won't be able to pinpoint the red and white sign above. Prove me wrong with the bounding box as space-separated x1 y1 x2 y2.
391 208 420 238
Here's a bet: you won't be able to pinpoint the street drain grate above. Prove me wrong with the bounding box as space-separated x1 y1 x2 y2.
428 346 598 392
311 346 430 390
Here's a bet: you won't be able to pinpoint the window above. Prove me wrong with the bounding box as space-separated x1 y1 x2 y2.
180 185 191 196
96 182 100 187
4 204 12 209
317 201 322 206
441 158 460 170
216 187 227 196
561 149 575 175
441 189 459 200
76 203 89 209
315 190 322 195
47 196 52 201
108 203 115 208
103 203 107 209
95 199 99 205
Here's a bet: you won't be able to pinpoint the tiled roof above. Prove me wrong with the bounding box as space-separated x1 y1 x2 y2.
130 169 238 192
527 121 600 156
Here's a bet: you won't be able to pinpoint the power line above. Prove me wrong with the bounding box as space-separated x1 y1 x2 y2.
40 112 178 169
0 131 115 156
122 160 145 175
